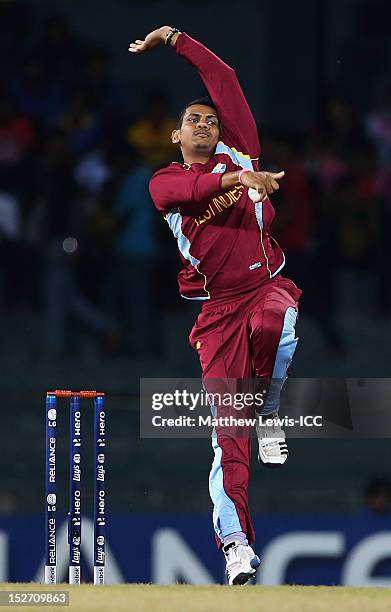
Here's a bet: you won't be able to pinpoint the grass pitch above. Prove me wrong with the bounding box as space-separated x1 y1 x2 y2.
1 583 391 612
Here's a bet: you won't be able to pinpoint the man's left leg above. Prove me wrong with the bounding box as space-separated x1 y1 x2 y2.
248 278 301 466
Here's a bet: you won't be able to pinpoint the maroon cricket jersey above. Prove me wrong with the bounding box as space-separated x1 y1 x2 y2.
149 33 285 301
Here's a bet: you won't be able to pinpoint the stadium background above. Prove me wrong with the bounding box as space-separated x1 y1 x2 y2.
0 0 390 584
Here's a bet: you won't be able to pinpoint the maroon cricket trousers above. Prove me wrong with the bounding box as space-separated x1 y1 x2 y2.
189 275 302 547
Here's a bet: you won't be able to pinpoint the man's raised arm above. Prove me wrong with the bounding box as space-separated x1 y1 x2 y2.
129 27 260 159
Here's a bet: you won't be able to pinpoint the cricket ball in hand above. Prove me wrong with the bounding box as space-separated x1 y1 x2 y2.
248 187 266 203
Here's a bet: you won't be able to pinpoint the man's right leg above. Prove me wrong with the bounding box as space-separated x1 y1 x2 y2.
209 425 254 547
208 393 260 585
189 301 256 549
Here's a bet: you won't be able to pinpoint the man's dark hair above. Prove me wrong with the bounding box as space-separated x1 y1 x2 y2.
176 96 221 131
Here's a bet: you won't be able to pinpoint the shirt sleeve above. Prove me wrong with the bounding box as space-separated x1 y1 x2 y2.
149 165 223 216
174 33 260 159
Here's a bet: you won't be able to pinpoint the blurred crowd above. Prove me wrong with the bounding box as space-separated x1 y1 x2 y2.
0 3 181 358
1 2 391 359
265 88 391 351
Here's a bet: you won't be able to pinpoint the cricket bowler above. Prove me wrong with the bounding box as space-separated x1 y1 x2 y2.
129 26 302 585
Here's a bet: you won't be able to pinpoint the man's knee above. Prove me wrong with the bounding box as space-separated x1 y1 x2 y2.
252 303 298 378
253 299 288 346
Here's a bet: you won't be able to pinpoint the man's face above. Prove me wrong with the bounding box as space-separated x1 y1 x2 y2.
172 104 220 156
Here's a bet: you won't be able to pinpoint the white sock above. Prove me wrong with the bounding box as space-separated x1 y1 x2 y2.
224 531 248 547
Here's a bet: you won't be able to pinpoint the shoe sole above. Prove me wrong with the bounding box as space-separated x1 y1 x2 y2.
232 571 255 585
230 556 261 585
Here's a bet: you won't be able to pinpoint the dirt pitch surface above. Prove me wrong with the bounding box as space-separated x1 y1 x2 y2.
1 583 391 612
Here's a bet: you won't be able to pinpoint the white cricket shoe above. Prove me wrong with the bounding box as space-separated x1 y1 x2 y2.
223 542 261 585
256 419 289 467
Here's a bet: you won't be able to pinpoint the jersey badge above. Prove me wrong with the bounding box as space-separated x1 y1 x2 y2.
212 163 226 173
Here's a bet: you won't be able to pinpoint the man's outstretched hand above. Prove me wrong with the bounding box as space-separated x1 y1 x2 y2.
128 26 177 53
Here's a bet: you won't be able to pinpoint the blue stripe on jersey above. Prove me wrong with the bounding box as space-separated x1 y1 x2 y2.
255 202 263 229
215 142 253 170
165 209 200 268
166 209 209 300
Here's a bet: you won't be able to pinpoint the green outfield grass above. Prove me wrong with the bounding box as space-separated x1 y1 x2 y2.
1 583 391 612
